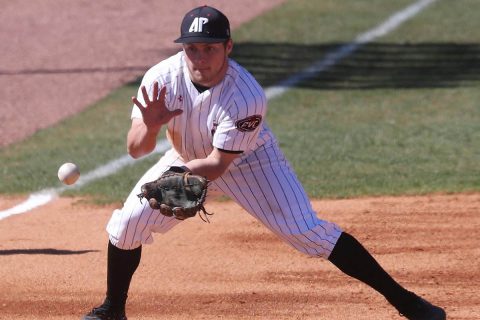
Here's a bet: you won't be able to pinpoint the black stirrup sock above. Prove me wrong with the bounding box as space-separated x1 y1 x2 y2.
105 240 142 309
328 232 414 307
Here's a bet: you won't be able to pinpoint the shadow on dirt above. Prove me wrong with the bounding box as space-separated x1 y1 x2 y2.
0 248 98 255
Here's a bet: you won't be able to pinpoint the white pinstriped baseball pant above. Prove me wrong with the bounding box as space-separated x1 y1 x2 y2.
107 145 342 258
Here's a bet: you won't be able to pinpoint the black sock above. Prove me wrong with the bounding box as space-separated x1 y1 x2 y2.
105 241 142 310
328 232 414 308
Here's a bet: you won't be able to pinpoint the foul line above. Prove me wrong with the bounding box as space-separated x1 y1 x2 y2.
0 140 171 220
265 0 437 100
0 0 437 221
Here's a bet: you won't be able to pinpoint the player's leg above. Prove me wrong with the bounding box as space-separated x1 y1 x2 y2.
214 144 445 319
106 149 186 249
212 145 343 258
83 149 185 320
328 232 446 319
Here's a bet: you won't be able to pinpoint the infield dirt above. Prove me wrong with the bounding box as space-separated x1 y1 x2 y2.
0 193 479 319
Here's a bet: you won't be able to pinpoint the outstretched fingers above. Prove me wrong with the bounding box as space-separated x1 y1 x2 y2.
157 82 165 102
131 81 183 124
141 85 151 105
152 81 159 102
170 108 183 118
132 82 158 110
131 96 143 110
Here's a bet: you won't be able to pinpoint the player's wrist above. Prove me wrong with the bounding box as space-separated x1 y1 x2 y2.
166 166 191 174
143 124 163 139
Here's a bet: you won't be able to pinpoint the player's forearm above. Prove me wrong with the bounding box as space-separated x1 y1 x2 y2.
186 160 225 181
127 123 160 159
186 149 237 181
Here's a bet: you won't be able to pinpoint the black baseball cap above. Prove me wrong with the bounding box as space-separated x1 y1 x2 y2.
174 5 231 43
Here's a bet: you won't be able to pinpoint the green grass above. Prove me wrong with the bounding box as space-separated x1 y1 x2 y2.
268 87 480 198
0 0 479 203
233 0 414 43
0 83 138 193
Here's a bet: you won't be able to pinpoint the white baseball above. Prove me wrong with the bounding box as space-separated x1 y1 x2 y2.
58 162 80 185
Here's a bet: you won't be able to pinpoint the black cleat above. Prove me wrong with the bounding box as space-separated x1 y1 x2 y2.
397 295 446 320
82 302 127 320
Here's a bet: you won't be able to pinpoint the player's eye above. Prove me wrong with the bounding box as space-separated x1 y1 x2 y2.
185 46 197 53
205 46 216 53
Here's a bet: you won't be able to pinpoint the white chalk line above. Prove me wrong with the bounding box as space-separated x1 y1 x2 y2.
0 140 171 220
0 0 437 220
264 0 437 100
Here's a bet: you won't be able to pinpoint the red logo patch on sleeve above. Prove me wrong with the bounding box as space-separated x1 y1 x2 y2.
235 115 262 132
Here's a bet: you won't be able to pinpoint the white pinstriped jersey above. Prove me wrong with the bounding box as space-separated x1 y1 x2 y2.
131 51 275 162
108 51 342 257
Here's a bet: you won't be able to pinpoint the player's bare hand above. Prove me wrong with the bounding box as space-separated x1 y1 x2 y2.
132 81 183 130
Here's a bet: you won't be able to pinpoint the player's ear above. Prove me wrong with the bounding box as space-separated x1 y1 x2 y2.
225 39 233 55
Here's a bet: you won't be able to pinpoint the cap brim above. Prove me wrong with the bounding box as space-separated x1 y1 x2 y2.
174 36 229 44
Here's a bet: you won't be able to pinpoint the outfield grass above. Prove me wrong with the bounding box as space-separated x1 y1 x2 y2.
269 87 480 198
0 0 478 203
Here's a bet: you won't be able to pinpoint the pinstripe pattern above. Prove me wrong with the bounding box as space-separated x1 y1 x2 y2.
109 51 342 257
213 143 342 257
107 149 184 250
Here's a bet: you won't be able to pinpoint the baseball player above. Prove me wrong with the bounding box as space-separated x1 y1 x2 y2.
82 5 446 320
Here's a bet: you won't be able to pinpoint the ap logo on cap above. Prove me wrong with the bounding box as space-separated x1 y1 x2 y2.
174 6 230 43
189 17 209 33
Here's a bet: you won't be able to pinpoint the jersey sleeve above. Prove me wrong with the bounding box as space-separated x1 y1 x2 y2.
212 94 267 153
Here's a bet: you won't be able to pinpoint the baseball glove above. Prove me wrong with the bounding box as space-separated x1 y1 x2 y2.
137 168 211 221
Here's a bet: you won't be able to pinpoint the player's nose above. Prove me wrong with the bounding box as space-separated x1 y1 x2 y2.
192 50 209 64
193 55 207 65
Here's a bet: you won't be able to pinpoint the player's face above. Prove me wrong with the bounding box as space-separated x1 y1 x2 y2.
183 40 233 87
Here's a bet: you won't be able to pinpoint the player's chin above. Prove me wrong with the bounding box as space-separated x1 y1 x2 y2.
192 72 212 84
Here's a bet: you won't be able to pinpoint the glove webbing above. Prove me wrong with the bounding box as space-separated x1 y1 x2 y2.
137 172 213 222
182 173 212 222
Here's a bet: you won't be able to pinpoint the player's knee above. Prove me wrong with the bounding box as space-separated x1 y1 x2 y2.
281 221 343 259
109 234 143 250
